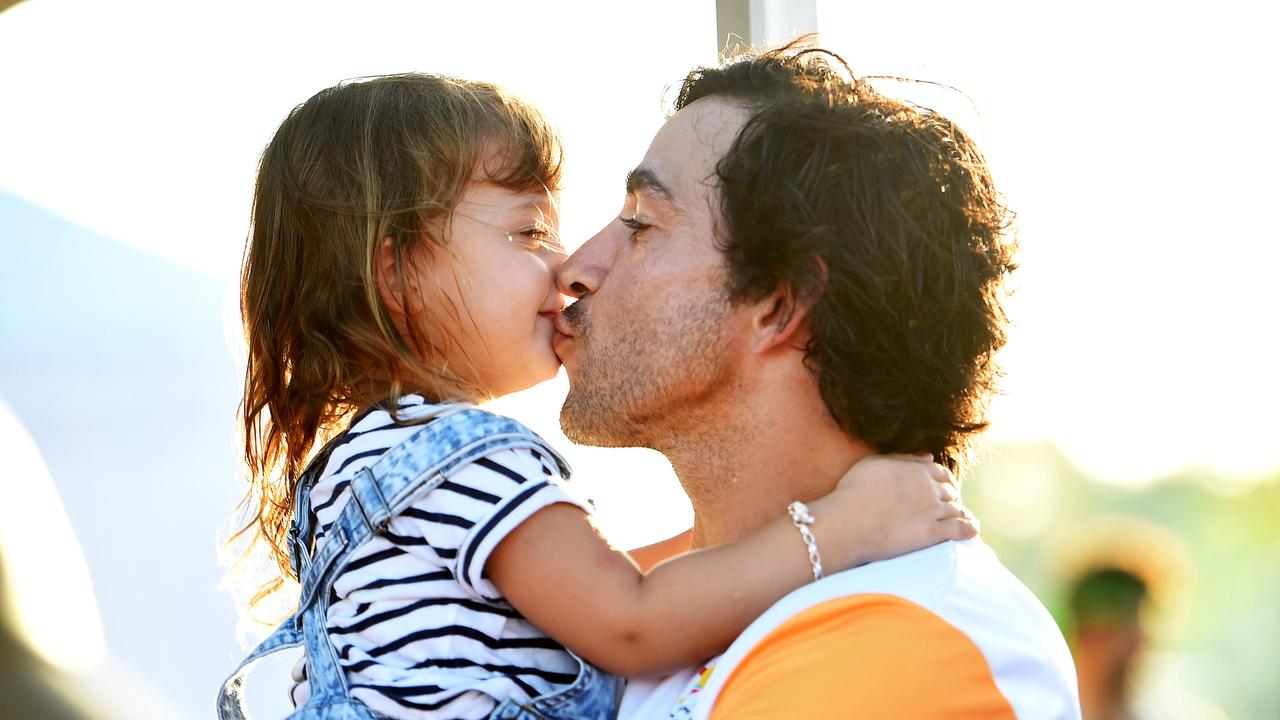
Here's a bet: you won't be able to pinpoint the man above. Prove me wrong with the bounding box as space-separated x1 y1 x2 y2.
553 42 1081 718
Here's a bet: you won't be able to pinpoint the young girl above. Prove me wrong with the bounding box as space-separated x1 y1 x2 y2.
217 74 975 720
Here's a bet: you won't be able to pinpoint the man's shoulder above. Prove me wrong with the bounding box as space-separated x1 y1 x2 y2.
763 539 1065 644
691 540 1081 719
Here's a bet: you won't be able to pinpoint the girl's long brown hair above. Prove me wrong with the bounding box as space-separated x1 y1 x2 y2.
231 74 562 615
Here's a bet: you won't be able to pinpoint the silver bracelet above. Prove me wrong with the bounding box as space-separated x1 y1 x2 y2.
787 500 824 581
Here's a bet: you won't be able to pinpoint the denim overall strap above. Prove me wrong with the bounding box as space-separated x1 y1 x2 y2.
296 409 570 616
289 421 375 581
489 651 626 720
289 463 319 582
216 617 305 720
217 408 568 718
215 430 359 720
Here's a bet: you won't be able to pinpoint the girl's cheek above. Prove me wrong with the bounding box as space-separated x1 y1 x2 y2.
517 255 553 295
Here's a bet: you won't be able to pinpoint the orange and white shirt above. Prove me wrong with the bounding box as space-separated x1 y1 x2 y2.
619 539 1080 719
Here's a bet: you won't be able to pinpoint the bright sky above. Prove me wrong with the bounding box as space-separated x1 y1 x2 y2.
815 0 1280 484
2 0 1276 523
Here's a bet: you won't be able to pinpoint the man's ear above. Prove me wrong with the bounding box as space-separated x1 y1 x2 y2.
749 258 827 355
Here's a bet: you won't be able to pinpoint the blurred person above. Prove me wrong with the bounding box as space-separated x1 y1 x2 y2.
1059 526 1223 720
217 73 975 720
553 40 1081 718
1069 567 1149 720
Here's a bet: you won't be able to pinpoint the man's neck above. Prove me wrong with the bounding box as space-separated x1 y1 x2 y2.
661 368 872 549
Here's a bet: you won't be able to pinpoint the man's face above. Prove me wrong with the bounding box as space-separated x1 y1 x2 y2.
553 98 752 447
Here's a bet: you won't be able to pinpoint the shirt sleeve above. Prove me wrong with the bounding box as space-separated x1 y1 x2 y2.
385 445 590 602
707 594 1018 720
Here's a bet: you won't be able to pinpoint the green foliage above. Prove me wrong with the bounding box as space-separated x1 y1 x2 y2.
967 443 1280 719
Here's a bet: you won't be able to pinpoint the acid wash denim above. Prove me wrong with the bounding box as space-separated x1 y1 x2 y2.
217 407 625 720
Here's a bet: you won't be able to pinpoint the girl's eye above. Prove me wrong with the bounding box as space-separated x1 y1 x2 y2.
514 226 563 253
620 216 651 241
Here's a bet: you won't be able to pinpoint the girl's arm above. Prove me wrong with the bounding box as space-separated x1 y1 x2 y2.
486 455 974 677
626 529 693 572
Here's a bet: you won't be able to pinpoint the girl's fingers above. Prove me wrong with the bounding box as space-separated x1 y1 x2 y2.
933 464 958 488
937 483 958 503
938 516 980 540
942 509 977 538
937 499 968 521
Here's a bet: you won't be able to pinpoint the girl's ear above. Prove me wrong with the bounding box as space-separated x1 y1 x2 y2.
374 236 407 322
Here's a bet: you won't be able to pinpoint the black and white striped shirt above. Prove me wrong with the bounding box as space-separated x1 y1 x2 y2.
289 396 586 719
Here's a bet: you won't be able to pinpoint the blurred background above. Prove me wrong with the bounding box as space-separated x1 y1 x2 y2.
0 0 1275 718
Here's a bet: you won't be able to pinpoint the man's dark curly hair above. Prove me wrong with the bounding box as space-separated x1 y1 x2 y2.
676 40 1016 470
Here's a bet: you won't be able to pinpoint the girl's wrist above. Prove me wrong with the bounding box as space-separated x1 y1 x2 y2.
786 501 824 581
803 494 872 571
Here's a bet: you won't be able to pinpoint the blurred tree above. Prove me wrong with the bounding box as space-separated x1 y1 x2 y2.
968 443 1275 718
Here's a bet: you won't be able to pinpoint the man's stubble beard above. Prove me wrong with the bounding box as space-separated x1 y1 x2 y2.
559 290 739 451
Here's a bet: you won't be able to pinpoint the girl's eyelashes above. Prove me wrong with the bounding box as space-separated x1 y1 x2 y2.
513 224 563 253
619 216 651 241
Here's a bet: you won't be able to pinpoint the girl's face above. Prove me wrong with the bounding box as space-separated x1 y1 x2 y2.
404 182 566 398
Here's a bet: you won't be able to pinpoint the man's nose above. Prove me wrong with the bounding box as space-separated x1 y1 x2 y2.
556 221 618 299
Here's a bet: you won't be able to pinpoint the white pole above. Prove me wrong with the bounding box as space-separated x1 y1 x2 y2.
716 0 818 55
750 0 817 47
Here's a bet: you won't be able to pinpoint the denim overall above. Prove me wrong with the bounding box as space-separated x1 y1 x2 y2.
217 407 625 720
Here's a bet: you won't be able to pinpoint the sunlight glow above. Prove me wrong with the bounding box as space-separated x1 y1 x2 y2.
1 2 1272 515
0 0 715 557
0 401 106 672
818 0 1280 484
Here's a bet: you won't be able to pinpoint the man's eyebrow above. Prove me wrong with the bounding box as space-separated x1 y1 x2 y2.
625 167 676 205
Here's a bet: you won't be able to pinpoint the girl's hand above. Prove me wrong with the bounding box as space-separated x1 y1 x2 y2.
812 454 978 569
